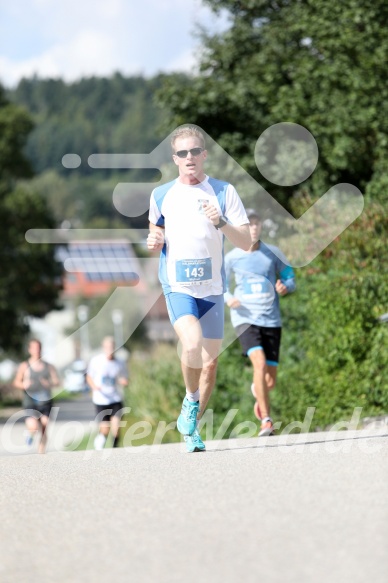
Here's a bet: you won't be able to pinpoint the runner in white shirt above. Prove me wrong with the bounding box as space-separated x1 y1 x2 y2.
147 125 251 452
87 336 128 450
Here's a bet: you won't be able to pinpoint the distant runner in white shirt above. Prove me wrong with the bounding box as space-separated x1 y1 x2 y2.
87 336 129 450
147 124 251 453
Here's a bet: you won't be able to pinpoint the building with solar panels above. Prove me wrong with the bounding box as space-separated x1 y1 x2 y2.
55 239 174 352
56 239 143 298
28 239 173 369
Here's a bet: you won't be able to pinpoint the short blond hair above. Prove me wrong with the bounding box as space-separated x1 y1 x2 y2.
170 125 206 152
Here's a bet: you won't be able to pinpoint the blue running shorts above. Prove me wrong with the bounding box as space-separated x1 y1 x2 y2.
165 292 224 339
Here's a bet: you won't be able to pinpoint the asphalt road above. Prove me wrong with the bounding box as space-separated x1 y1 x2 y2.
0 427 387 583
0 393 95 456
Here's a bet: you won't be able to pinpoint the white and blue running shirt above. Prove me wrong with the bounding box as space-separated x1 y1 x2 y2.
149 176 248 297
224 243 296 328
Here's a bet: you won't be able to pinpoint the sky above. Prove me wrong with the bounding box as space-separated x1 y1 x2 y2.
0 0 229 87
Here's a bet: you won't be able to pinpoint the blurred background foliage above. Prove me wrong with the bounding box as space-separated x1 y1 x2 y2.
1 0 386 430
0 86 62 352
126 199 388 436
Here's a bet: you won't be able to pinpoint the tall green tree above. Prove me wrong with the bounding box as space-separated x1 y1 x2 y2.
156 1 388 426
8 74 173 229
10 74 169 176
158 0 388 207
0 86 62 353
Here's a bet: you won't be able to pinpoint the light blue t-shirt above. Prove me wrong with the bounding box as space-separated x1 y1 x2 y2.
224 243 296 328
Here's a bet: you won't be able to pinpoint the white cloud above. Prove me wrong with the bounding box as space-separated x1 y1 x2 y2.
162 48 198 75
0 29 134 85
57 30 120 78
0 55 58 87
0 0 229 86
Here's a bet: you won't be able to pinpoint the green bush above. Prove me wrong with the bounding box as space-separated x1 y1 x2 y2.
272 199 388 429
124 200 387 439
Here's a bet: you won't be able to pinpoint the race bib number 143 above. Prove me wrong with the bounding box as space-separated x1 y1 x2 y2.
176 258 212 285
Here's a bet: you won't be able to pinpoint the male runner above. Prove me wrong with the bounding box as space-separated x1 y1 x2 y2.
13 338 60 454
86 336 128 450
147 125 251 452
224 209 296 436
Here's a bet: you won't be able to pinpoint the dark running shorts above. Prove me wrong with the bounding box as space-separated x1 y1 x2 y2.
95 401 124 422
23 395 53 419
235 324 282 366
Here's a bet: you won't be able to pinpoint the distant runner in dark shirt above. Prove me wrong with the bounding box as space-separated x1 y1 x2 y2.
14 338 59 453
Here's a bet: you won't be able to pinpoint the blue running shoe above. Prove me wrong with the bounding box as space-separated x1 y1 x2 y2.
24 431 34 446
184 429 206 453
177 397 199 436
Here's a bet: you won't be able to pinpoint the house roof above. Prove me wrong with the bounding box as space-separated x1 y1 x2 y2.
56 240 141 282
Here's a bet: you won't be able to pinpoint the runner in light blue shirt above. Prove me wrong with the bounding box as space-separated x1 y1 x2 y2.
224 209 296 436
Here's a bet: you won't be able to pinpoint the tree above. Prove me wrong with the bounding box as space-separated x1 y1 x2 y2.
158 0 388 208
271 199 388 428
8 75 171 229
156 2 388 426
0 86 62 353
9 75 169 176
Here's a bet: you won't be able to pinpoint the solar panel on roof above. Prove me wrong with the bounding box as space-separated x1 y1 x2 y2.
58 241 141 282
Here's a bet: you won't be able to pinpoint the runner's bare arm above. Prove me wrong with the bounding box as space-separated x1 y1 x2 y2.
13 362 28 390
147 222 165 251
86 374 100 392
203 203 251 250
222 223 251 251
49 365 60 387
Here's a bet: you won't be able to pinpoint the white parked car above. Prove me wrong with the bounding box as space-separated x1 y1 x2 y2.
63 360 89 393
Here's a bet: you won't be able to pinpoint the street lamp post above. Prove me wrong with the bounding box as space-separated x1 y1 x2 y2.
77 304 90 361
111 309 124 349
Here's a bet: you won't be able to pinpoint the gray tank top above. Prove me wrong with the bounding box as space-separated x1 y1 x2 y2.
26 362 52 401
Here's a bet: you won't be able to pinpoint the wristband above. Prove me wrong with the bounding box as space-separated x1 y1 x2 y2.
215 217 227 229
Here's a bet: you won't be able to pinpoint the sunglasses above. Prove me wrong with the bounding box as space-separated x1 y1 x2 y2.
174 147 204 158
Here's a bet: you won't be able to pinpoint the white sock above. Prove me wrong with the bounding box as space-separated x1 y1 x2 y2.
262 416 272 424
186 388 200 402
